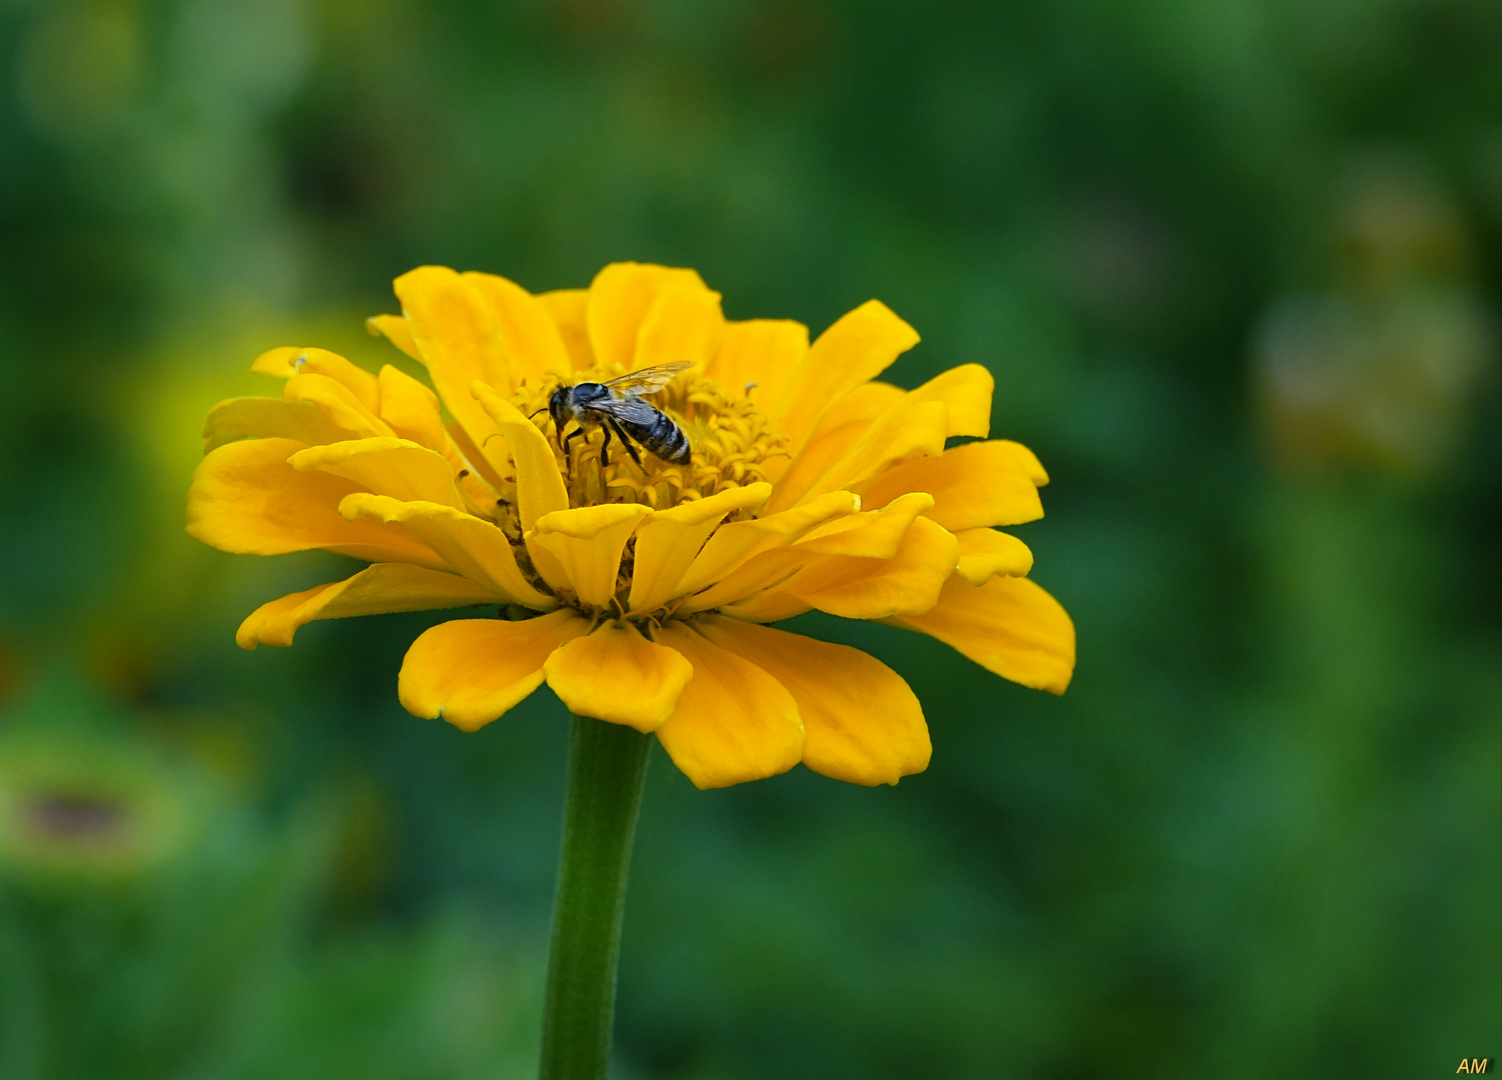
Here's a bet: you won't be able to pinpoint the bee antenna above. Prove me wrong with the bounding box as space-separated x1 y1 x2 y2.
527 406 548 420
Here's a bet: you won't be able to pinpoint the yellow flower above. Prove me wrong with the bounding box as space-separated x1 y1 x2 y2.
187 263 1074 789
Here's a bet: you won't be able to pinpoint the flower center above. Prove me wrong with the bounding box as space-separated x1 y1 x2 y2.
472 367 788 609
507 365 787 515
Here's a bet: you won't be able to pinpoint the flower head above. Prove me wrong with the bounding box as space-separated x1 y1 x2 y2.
188 263 1074 788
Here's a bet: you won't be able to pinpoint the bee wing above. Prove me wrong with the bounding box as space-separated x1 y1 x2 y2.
599 361 694 396
587 396 667 426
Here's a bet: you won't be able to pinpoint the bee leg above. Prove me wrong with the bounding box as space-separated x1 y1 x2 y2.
607 417 643 466
598 421 612 468
561 426 585 473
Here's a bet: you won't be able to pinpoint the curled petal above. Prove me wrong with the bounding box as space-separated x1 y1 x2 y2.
530 503 652 608
674 489 861 600
398 610 591 731
794 492 935 558
187 438 443 567
237 564 503 650
888 575 1075 694
856 441 1044 530
628 482 772 613
377 365 451 455
366 314 421 360
252 347 381 410
202 397 365 453
770 398 948 512
804 380 905 441
771 300 919 456
765 419 870 513
994 439 1049 486
290 438 465 509
284 373 392 439
680 492 934 615
953 528 1033 585
904 363 993 439
694 616 930 786
340 493 556 610
470 385 570 529
780 515 958 620
543 621 693 732
650 622 803 789
586 262 709 370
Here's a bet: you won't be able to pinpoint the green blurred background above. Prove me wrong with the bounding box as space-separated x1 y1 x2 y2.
1 0 1498 1076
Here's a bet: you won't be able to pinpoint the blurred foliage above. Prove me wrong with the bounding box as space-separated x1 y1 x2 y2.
0 0 1498 1077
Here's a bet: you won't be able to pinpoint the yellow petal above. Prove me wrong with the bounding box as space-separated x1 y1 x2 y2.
761 381 915 500
202 397 364 453
529 503 652 608
543 621 693 732
469 384 569 529
793 492 934 558
463 271 572 389
632 284 724 371
186 438 444 567
446 420 510 493
586 262 709 370
377 365 450 454
855 441 1044 530
394 266 512 446
673 489 861 601
679 494 931 616
538 289 594 370
888 575 1074 694
290 438 465 509
905 364 993 438
780 515 958 619
764 418 871 513
773 398 949 511
250 346 301 377
714 590 811 623
650 622 803 789
283 373 392 439
771 299 919 455
339 493 557 610
994 439 1049 486
398 610 590 731
365 314 422 360
809 380 906 437
706 319 808 406
237 564 503 649
252 347 381 410
953 528 1033 585
627 482 772 613
694 616 930 785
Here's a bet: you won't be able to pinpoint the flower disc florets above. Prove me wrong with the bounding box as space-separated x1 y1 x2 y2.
187 261 1075 789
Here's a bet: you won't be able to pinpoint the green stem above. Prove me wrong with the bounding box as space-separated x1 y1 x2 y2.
539 715 652 1079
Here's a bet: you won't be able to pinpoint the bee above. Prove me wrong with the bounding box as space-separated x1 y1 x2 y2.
546 361 693 468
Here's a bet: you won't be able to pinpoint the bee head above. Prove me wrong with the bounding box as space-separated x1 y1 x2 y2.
546 383 571 433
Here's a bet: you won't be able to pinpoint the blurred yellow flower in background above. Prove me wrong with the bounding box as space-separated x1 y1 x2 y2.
187 263 1074 789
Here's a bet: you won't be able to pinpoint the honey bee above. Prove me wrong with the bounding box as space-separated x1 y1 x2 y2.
546 361 693 467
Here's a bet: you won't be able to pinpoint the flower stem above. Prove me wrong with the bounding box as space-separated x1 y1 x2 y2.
540 715 652 1079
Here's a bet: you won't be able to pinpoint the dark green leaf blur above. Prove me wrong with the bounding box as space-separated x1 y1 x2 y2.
1 1 1498 1076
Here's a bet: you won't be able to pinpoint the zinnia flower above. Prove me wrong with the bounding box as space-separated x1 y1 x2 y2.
188 263 1074 789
